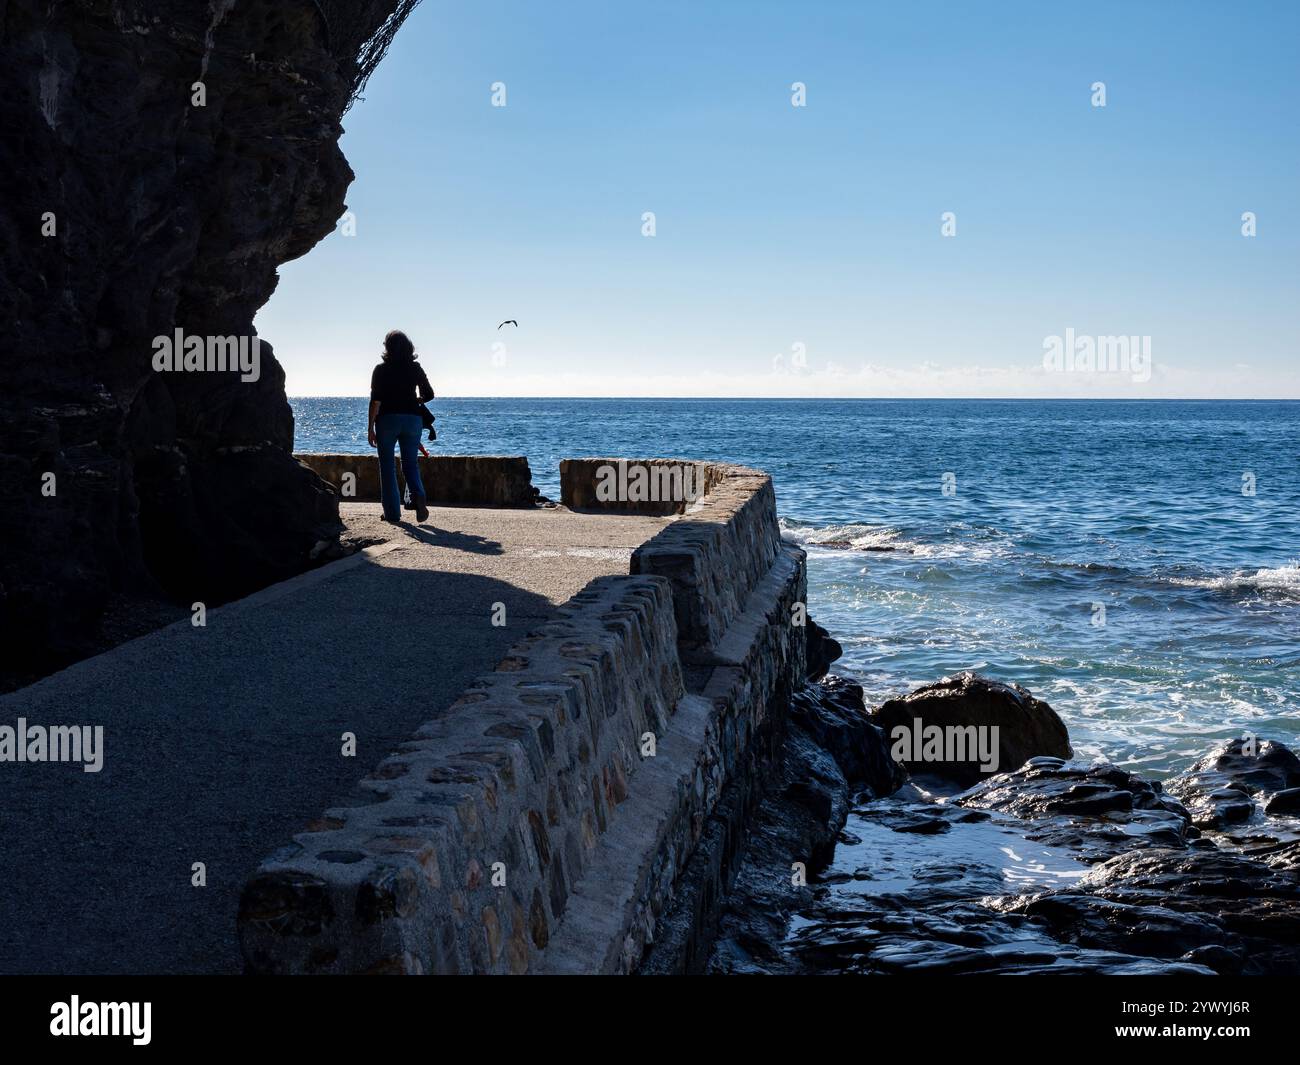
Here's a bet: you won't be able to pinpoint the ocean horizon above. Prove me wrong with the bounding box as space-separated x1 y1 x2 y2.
296 395 1300 779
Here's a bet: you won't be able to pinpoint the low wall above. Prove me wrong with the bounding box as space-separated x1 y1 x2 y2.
238 457 808 975
239 575 683 974
630 465 782 660
296 453 537 507
562 458 783 658
559 457 727 515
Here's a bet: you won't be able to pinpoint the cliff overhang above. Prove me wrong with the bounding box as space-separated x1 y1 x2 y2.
0 1 421 678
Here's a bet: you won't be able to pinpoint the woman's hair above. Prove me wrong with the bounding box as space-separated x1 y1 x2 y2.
382 330 416 363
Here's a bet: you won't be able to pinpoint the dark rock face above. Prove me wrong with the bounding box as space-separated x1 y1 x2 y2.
872 672 1072 785
788 675 905 796
764 741 1300 975
0 2 419 678
708 677 904 974
804 618 842 679
1014 847 1300 975
707 732 854 975
707 649 1300 975
957 757 1194 858
1164 737 1300 830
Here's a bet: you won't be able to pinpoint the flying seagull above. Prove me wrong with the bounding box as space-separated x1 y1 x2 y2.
498 319 517 329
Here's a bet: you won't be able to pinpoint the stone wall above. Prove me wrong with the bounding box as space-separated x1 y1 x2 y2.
295 453 538 507
239 575 683 974
631 465 783 660
559 458 727 515
238 458 807 974
561 458 784 658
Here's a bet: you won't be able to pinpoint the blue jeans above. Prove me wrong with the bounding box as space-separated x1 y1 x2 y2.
375 413 426 521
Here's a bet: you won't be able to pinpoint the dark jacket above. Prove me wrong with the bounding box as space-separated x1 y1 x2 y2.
370 359 433 416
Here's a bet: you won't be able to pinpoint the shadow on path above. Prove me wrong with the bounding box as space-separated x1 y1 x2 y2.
0 551 554 974
398 521 503 555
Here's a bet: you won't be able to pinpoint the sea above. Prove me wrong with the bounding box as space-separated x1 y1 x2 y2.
293 397 1299 779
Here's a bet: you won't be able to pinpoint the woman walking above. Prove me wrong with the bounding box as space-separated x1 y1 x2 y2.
367 330 433 523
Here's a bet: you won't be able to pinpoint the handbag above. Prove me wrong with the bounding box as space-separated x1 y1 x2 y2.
418 403 436 441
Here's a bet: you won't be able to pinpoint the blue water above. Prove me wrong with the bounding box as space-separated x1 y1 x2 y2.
294 398 1300 776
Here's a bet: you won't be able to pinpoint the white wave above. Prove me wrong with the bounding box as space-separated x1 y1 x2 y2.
1168 561 1300 597
776 518 1018 561
778 518 918 552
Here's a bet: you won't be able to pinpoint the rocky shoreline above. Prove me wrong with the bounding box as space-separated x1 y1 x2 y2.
706 662 1300 975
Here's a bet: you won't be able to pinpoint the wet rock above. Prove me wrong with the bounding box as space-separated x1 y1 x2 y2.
778 787 1229 975
709 674 1300 976
788 676 907 798
707 723 853 974
872 673 1072 786
956 758 1194 860
708 676 904 974
1268 789 1300 815
773 773 1300 975
805 619 843 680
1165 738 1300 830
1259 840 1300 871
1011 847 1300 974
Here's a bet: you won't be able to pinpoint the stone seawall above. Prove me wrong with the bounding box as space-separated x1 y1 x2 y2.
632 466 783 660
238 459 807 974
560 457 728 515
296 453 538 507
239 575 682 974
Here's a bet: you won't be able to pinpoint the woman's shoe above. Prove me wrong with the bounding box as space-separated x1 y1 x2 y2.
413 492 429 523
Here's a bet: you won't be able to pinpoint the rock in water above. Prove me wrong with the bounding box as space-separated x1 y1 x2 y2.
769 744 1300 975
788 676 906 797
707 677 905 974
805 618 843 679
1164 737 1300 830
956 757 1194 859
872 672 1072 785
1016 846 1300 975
0 3 420 679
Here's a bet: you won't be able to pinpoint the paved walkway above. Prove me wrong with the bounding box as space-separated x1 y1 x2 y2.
0 503 669 974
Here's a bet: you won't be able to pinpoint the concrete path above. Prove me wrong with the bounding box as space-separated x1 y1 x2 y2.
0 503 669 974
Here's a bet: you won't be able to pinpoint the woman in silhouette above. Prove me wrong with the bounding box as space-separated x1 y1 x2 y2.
367 330 433 523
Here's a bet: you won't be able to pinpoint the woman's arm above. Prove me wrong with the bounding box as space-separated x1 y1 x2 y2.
417 366 434 402
368 363 383 447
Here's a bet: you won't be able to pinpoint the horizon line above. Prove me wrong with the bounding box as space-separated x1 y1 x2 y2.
287 395 1300 402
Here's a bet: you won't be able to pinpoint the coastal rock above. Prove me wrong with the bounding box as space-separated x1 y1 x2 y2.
805 618 843 680
1164 738 1300 831
0 3 419 681
956 757 1194 860
707 727 851 974
709 676 902 974
788 676 906 797
713 693 1300 975
1011 847 1300 974
871 672 1072 785
774 777 1231 975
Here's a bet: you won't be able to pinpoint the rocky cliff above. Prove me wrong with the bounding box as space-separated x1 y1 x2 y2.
0 1 420 678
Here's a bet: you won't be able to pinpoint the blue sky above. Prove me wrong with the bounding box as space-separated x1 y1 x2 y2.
256 0 1299 397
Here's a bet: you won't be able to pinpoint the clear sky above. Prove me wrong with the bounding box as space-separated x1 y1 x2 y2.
256 0 1300 398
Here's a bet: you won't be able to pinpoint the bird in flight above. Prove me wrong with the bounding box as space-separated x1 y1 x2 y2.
498 319 517 329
